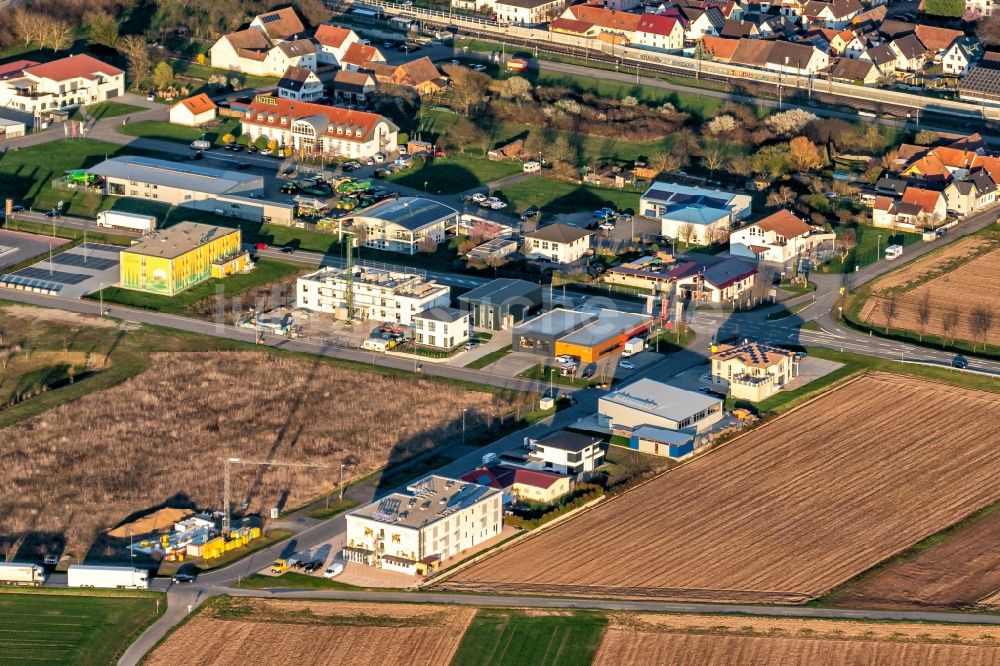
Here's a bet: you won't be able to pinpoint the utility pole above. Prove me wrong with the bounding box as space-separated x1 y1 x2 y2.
219 457 328 536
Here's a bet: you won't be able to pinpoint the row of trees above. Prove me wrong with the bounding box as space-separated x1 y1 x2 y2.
880 294 995 351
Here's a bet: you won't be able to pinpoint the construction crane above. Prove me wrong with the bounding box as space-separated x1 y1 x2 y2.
342 231 357 321
219 457 328 536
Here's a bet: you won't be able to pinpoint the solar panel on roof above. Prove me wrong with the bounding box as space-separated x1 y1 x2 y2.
261 13 281 22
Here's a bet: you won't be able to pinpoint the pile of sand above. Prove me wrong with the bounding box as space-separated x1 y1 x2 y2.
107 507 194 537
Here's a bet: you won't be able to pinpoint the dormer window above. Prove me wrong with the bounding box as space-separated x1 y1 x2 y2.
256 113 264 120
355 129 362 137
337 127 343 134
280 116 287 125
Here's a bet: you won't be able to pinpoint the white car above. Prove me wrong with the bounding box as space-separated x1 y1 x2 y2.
599 222 615 231
619 360 635 370
490 201 507 210
471 193 488 203
323 563 344 578
555 354 573 365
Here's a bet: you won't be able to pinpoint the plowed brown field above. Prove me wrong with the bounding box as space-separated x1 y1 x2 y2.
146 598 475 666
860 245 1000 347
593 614 1000 666
441 374 1000 603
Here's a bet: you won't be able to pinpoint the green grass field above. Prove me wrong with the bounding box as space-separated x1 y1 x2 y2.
518 363 593 388
0 591 161 666
465 345 512 370
232 572 362 590
451 609 607 666
828 225 922 273
118 118 241 146
387 153 523 194
497 178 641 215
92 258 304 316
71 101 145 122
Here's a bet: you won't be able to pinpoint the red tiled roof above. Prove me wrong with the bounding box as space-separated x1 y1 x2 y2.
242 95 389 143
341 42 383 66
253 7 305 41
461 466 565 490
24 54 122 82
913 25 963 53
315 24 353 48
754 209 812 238
567 5 642 32
176 93 217 115
549 17 595 33
636 14 680 36
701 36 740 61
901 186 942 214
0 59 39 80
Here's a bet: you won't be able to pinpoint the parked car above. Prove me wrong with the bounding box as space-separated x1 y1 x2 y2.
343 161 361 171
44 210 60 218
593 207 615 219
323 563 345 578
520 206 539 220
488 199 507 210
952 355 969 369
373 152 387 164
469 63 486 72
618 360 635 370
289 558 305 569
10 204 25 213
231 144 244 152
599 222 615 231
470 192 487 203
43 554 58 566
554 354 573 365
303 561 322 574
382 41 395 48
224 143 236 151
581 364 596 379
246 146 258 154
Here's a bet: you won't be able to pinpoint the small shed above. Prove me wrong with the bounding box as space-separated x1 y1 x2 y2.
627 425 695 459
169 93 218 127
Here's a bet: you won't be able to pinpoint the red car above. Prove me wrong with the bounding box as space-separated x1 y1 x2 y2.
255 242 268 250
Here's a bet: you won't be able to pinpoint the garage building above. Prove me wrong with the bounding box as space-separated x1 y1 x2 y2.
458 278 542 330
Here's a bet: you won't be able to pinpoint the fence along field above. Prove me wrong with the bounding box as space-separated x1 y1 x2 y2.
146 598 475 666
0 351 516 559
592 613 1000 666
440 373 1000 603
859 240 1000 348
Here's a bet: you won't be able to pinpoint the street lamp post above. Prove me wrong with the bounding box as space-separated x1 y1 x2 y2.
462 408 468 445
877 234 882 262
549 368 555 399
338 462 346 501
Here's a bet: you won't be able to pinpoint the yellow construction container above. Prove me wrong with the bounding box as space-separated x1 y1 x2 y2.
201 536 226 560
249 527 262 539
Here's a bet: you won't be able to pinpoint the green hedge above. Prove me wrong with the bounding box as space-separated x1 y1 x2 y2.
506 483 604 529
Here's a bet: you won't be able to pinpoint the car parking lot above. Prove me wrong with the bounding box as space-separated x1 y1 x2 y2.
0 243 121 297
0 229 70 271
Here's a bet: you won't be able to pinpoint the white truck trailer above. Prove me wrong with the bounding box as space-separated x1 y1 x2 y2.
620 337 645 357
95 211 157 233
0 562 45 586
67 564 149 589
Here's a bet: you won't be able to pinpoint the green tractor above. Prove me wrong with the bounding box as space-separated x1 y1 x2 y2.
65 170 98 187
281 181 302 195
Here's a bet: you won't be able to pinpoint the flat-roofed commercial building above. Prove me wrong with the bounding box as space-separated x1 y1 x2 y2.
349 197 457 255
343 475 502 575
554 309 654 363
87 156 294 225
599 378 724 433
513 308 596 355
119 222 248 296
296 265 450 325
458 278 543 330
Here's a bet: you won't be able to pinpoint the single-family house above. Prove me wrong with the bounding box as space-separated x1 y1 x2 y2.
168 93 217 126
861 43 897 76
829 56 881 84
669 5 725 41
801 0 862 29
276 65 324 101
362 57 446 96
635 14 685 51
332 70 376 104
641 181 753 220
719 19 759 39
523 431 607 480
710 340 798 401
914 25 965 58
890 34 927 72
496 0 567 24
413 306 470 349
901 186 947 226
943 180 978 217
339 43 387 71
209 29 316 76
351 197 455 255
765 41 830 75
660 203 732 245
966 0 996 17
872 196 923 230
969 170 997 209
729 209 832 264
699 35 741 62
942 41 976 77
0 55 124 118
249 7 305 41
314 24 361 67
461 465 574 505
523 223 593 263
671 257 758 303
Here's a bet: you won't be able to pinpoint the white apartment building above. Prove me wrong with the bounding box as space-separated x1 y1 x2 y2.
343 476 503 575
413 307 470 349
0 55 124 118
523 223 593 264
240 94 397 160
297 266 450 325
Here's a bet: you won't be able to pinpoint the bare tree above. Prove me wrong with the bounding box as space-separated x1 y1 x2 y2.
702 148 725 180
678 223 696 245
766 186 796 208
41 19 73 52
119 35 152 89
9 7 45 47
969 306 993 353
915 292 932 342
881 297 898 334
941 305 960 346
650 152 681 176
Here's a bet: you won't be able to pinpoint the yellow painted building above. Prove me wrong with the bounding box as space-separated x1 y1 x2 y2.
119 222 248 295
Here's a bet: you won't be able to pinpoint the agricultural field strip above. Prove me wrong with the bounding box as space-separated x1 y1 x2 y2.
442 374 1000 601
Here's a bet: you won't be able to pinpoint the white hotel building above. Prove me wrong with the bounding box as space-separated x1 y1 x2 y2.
296 266 450 326
343 476 503 575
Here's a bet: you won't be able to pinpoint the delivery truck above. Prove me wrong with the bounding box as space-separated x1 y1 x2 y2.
95 211 157 233
620 337 645 357
67 564 149 589
0 562 45 586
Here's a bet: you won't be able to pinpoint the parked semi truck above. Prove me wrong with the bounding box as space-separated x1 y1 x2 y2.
0 562 45 586
95 211 157 233
67 564 149 589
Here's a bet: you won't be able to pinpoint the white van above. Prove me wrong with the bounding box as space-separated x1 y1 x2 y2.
885 244 903 261
523 160 541 174
361 338 390 352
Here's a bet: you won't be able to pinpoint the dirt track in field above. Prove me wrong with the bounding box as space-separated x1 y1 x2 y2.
146 598 475 666
594 613 1000 666
440 373 1000 603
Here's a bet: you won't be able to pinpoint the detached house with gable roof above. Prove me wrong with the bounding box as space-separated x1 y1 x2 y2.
889 34 927 72
314 24 361 67
635 14 685 51
277 66 324 101
523 223 593 264
209 8 316 77
729 209 833 264
168 93 217 126
0 54 124 118
239 94 397 159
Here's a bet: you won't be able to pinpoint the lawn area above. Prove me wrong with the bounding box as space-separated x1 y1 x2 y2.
497 178 642 215
71 101 145 122
0 591 162 666
387 153 523 194
450 608 607 666
465 345 512 369
518 363 593 388
91 258 304 316
231 572 362 590
307 498 360 520
827 225 922 273
118 118 241 146
646 323 695 354
169 58 278 91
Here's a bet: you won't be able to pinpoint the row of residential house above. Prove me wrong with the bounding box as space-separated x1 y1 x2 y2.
865 132 1000 229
